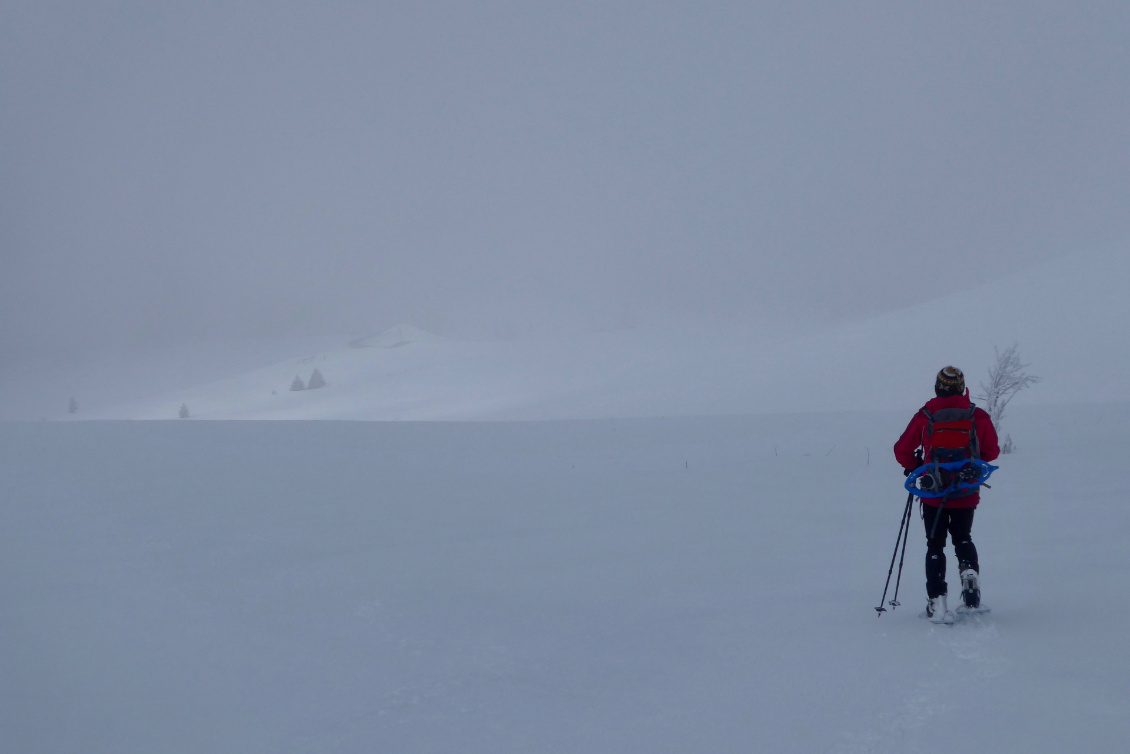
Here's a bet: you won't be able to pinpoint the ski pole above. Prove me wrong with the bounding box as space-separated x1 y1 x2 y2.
876 491 915 615
927 493 950 540
876 492 913 614
889 494 914 608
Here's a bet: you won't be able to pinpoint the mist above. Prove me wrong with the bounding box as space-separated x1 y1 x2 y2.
3 1 1128 361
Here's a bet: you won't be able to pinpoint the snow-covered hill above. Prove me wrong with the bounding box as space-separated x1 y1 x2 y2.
4 248 1127 751
2 404 1126 752
20 245 1125 421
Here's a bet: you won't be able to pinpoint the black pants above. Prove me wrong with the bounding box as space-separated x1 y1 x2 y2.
922 505 978 599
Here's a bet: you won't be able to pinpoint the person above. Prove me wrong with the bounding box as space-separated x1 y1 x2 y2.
894 366 1000 621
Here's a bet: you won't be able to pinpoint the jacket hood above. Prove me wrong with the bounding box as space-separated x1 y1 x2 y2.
923 389 972 412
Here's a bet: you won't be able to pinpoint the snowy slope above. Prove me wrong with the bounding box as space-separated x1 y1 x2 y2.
2 404 1127 752
27 245 1124 422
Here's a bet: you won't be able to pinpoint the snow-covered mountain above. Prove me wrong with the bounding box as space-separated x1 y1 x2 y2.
22 244 1126 421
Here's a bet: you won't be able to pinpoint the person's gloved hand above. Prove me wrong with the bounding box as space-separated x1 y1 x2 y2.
903 466 914 477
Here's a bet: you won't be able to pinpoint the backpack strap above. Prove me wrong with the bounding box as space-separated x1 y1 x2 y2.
918 407 934 457
968 403 981 460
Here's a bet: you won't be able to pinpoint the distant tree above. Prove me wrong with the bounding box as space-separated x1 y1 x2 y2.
976 343 1040 454
179 403 190 419
68 397 78 414
290 375 306 391
307 368 326 390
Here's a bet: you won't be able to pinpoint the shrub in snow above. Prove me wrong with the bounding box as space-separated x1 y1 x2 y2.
307 368 326 390
290 375 306 391
976 343 1040 454
179 404 190 419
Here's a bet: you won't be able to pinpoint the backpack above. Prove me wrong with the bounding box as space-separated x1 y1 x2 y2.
909 404 990 498
921 405 980 464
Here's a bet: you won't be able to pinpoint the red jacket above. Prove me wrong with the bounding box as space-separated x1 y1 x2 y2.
894 392 1000 508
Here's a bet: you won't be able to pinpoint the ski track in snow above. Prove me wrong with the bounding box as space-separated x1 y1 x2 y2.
827 615 1006 754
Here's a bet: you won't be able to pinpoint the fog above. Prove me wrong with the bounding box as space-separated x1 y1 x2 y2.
3 1 1128 361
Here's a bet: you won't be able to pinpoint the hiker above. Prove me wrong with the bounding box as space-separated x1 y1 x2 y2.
894 366 1000 621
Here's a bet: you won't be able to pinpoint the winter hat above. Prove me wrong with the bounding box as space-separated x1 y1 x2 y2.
935 366 965 396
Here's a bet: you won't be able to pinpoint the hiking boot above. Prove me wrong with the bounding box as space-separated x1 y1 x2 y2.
926 594 954 624
960 569 981 609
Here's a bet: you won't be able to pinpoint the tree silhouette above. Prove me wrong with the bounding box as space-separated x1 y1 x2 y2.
976 343 1040 453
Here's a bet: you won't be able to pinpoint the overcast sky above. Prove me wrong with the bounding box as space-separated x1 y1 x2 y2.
2 1 1128 359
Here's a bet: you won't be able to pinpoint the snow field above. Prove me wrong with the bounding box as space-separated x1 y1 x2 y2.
2 403 1127 752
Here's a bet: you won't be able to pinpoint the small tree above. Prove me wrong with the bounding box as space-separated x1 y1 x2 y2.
179 403 190 419
68 397 78 414
290 375 306 391
307 368 326 390
976 343 1040 453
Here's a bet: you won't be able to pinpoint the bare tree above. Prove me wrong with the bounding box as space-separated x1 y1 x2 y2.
976 343 1040 453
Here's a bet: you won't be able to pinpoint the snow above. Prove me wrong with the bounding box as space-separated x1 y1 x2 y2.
2 247 1128 750
2 403 1128 752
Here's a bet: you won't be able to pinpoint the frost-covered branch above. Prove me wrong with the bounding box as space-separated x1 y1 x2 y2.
976 343 1040 453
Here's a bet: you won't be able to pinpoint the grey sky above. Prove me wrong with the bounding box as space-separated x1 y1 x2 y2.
3 1 1128 358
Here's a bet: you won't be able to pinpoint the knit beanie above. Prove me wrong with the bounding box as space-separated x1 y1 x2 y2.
935 366 965 397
